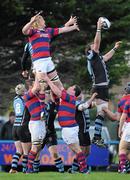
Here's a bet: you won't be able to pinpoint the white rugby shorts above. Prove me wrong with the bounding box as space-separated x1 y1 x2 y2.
62 126 79 145
33 57 55 73
29 120 46 144
122 122 130 142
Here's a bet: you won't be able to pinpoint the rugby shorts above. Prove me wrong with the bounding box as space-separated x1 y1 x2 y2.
62 126 79 145
33 57 55 73
78 131 91 146
29 120 46 144
42 130 57 149
122 122 130 142
91 85 109 101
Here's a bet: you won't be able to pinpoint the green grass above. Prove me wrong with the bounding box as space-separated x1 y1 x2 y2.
0 172 130 180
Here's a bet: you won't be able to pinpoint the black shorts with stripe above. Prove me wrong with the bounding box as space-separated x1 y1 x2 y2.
20 122 31 143
91 85 109 101
20 106 31 143
42 130 57 149
12 126 21 141
12 123 31 143
78 132 91 147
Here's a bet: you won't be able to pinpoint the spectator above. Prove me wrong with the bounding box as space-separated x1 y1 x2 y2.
0 112 15 140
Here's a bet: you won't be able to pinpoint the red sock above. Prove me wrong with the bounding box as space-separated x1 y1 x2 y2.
76 152 87 173
119 153 126 170
27 150 37 170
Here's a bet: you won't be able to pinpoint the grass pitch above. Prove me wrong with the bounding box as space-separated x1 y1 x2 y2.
0 172 130 180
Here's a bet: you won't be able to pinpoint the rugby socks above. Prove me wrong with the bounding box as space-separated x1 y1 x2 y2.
27 151 37 172
22 155 28 173
33 159 40 173
126 160 130 172
71 158 79 172
54 157 64 173
94 115 104 139
119 153 127 172
11 152 21 170
76 152 88 173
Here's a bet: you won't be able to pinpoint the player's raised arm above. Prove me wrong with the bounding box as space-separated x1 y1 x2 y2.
59 22 79 34
64 16 78 27
103 41 122 62
93 18 103 53
40 73 63 98
22 13 41 35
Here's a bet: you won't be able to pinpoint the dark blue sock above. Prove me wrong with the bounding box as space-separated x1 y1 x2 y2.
94 115 104 139
54 157 64 173
33 160 40 173
11 152 21 170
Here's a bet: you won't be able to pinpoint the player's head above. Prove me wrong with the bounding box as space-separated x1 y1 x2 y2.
67 85 81 97
124 82 130 94
39 79 48 91
32 15 46 29
74 85 82 97
9 111 15 123
15 84 26 96
85 42 94 55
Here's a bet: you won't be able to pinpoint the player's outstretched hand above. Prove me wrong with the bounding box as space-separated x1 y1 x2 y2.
114 41 122 49
74 23 80 31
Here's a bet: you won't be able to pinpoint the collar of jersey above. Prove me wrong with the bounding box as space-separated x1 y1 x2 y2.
38 28 45 32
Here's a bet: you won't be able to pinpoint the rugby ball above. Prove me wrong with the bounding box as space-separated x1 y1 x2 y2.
100 17 111 29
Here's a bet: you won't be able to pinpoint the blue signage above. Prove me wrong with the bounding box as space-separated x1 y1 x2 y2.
0 140 109 166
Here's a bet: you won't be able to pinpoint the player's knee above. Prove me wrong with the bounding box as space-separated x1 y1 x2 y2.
97 102 108 117
98 111 105 117
16 146 23 155
53 152 59 159
32 141 42 151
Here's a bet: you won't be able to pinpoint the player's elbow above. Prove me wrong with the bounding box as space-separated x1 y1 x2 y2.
56 92 61 98
22 29 26 35
22 28 28 35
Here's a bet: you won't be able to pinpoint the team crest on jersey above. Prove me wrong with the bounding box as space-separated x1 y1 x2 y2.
39 33 48 38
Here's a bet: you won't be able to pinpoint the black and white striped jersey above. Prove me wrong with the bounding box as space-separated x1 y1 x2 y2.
87 50 109 86
75 100 91 133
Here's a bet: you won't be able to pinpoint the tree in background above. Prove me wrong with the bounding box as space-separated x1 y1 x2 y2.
0 0 130 113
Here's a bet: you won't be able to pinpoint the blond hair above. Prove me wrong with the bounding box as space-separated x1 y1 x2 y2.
31 15 43 29
15 84 26 95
